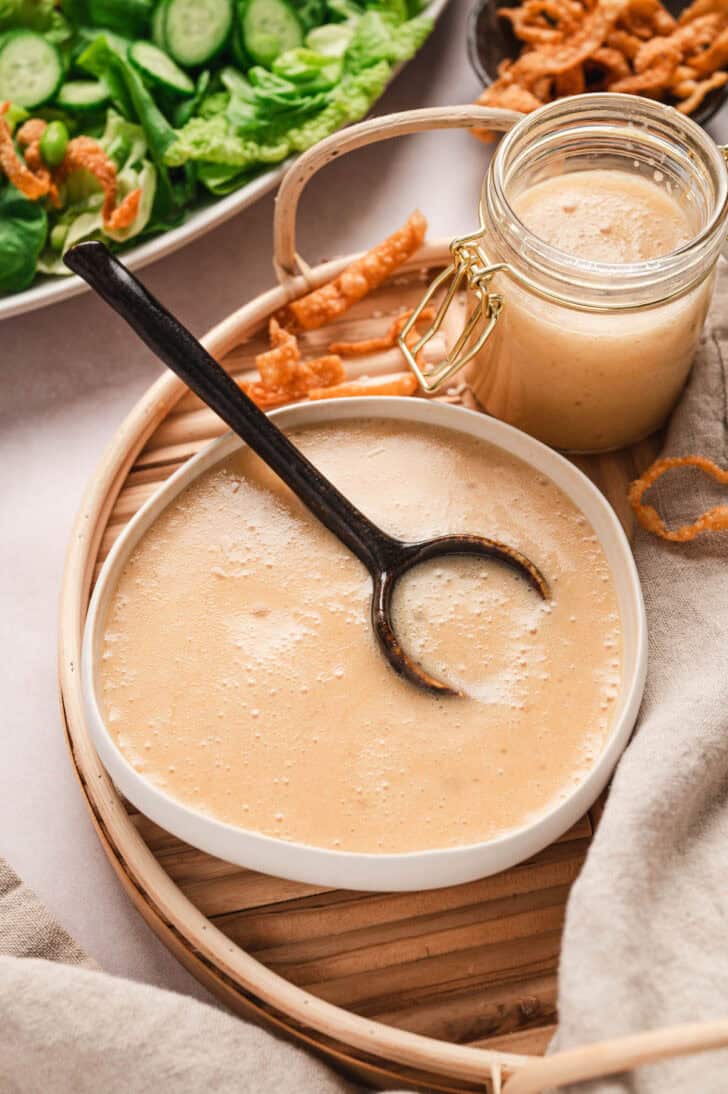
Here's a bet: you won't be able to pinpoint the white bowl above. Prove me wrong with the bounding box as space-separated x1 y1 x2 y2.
83 397 647 891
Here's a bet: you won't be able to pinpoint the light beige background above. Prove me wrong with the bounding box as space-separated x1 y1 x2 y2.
2 0 727 1005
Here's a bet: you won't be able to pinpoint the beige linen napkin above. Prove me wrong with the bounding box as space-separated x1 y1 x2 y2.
0 858 361 1093
553 265 728 1090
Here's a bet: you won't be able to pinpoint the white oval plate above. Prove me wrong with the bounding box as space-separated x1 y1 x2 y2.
0 0 450 323
83 397 647 892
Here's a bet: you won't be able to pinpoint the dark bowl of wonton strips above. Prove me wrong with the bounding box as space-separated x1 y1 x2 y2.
467 0 728 136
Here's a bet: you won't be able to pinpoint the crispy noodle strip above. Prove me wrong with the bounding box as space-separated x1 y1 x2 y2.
241 354 346 407
588 46 632 82
676 69 728 110
255 318 301 388
308 372 418 400
243 318 345 405
610 36 682 93
56 136 141 230
472 0 728 132
0 103 50 201
629 455 728 541
688 25 728 72
328 307 436 356
288 211 427 331
15 117 61 207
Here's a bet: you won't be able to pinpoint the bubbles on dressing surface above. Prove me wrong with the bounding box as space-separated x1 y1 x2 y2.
98 419 624 854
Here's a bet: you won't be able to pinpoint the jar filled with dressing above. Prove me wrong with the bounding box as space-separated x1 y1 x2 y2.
400 94 728 453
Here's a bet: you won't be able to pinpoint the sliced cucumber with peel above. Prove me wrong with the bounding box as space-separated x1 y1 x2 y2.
56 79 110 110
0 31 63 109
242 0 303 67
129 40 194 94
151 0 169 48
163 0 233 66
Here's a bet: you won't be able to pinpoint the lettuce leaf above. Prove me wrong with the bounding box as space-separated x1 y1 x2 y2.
345 11 432 70
164 115 290 167
0 184 48 294
165 59 390 169
197 161 258 195
305 24 353 57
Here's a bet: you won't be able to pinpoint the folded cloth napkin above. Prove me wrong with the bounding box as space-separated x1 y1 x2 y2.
0 860 360 1093
553 264 728 1090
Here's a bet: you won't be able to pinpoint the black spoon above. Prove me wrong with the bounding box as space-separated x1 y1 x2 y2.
66 241 549 697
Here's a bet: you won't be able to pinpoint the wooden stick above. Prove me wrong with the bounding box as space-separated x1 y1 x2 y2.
503 1021 728 1094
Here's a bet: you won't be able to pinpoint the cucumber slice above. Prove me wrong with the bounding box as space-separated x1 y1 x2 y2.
151 0 169 48
129 40 194 94
305 23 352 57
163 0 233 66
56 79 111 110
243 0 303 67
0 31 63 109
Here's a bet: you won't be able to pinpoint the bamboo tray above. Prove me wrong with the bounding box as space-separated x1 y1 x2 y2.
58 107 728 1093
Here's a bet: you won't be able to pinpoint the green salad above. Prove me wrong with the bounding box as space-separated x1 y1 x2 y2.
0 0 433 295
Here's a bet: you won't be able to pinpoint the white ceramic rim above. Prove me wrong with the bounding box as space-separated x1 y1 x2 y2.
0 0 450 323
82 397 647 892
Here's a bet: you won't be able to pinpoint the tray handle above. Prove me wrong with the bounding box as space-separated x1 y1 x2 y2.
272 105 521 286
502 1019 728 1093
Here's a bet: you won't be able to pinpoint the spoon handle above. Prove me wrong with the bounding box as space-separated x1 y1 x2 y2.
65 242 399 574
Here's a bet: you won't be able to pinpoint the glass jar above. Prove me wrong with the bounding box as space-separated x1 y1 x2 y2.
401 94 728 453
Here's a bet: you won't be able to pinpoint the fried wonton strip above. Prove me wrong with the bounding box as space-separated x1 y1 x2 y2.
629 455 728 541
688 25 728 72
610 37 682 92
678 0 728 24
676 69 728 109
303 354 346 387
56 136 141 230
255 318 301 389
473 83 546 141
0 103 50 200
238 381 293 409
605 29 642 58
328 307 436 356
589 46 632 80
308 371 418 400
288 212 427 331
243 350 345 406
555 63 587 94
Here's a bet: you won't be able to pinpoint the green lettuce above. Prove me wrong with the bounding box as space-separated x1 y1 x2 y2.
0 184 48 294
305 24 353 57
164 115 289 167
225 60 337 138
197 161 257 195
164 60 390 169
345 11 432 70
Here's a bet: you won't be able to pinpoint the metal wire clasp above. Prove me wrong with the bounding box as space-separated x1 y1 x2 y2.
398 231 507 394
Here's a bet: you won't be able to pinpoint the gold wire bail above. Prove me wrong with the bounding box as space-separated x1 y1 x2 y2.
397 230 508 394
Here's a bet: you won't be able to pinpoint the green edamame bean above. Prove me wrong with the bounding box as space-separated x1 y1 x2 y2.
40 120 69 168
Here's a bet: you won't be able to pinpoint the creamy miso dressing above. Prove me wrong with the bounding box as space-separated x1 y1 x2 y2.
471 169 711 452
99 420 622 853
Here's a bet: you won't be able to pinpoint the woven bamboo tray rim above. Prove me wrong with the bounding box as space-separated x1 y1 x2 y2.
58 106 728 1093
